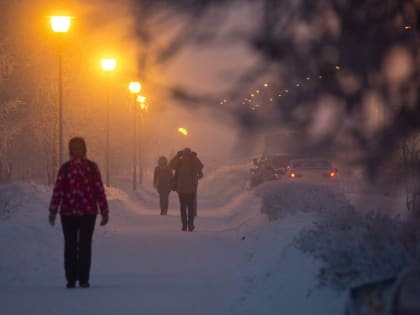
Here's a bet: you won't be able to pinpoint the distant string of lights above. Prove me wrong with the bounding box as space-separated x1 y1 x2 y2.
218 64 341 111
218 24 414 110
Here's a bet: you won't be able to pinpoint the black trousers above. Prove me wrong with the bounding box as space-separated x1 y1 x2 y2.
159 191 170 214
61 215 96 284
178 193 196 229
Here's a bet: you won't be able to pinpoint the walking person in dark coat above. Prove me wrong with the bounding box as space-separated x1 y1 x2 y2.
153 156 173 215
48 137 109 289
171 148 204 231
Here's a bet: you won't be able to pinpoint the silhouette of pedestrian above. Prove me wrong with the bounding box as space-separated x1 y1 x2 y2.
153 156 173 215
171 148 203 231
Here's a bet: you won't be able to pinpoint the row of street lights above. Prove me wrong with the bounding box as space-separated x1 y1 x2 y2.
50 15 148 189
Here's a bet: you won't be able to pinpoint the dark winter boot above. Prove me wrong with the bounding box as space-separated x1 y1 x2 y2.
79 282 90 288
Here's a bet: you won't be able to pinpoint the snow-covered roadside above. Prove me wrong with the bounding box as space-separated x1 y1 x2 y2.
1 166 355 315
0 183 63 284
226 181 353 314
263 180 419 298
231 212 345 315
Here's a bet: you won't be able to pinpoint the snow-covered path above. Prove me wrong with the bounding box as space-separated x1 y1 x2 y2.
0 165 345 315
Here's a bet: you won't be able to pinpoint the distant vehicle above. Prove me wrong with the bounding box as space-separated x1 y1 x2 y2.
250 154 295 187
287 158 338 182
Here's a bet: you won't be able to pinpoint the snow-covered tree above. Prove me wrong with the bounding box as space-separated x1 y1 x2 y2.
0 100 24 182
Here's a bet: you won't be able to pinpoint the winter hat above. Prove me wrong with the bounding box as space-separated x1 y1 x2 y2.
158 156 168 167
69 137 87 158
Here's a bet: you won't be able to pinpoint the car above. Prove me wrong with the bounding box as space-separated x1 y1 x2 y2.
250 154 296 186
287 158 338 182
250 158 272 187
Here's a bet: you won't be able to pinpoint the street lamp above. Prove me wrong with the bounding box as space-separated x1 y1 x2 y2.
101 58 116 72
129 81 141 190
178 127 188 136
101 58 116 187
50 16 71 32
50 15 71 170
137 95 146 106
137 95 147 184
129 81 141 94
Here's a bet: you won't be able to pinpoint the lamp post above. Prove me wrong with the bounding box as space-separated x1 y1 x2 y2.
129 81 141 190
50 16 71 169
101 58 116 187
137 95 147 184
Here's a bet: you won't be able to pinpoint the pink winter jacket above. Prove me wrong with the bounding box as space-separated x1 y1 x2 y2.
49 157 109 216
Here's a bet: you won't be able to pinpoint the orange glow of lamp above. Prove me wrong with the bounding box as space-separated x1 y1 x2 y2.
50 16 71 33
101 58 116 72
137 95 146 103
178 128 188 136
129 81 141 94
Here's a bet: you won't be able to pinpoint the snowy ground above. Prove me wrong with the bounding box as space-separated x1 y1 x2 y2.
1 163 405 315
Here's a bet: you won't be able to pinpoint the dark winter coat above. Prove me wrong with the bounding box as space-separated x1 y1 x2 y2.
153 166 173 194
173 151 204 194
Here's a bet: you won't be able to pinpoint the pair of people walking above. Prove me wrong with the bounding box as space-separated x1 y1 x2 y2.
153 148 204 231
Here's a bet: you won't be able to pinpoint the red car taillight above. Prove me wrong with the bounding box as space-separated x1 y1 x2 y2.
329 171 336 178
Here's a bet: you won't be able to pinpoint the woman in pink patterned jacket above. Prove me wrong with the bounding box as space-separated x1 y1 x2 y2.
48 137 109 289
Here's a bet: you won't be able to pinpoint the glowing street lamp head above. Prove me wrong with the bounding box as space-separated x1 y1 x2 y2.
178 127 188 136
50 16 71 33
101 58 116 72
137 95 146 103
129 81 141 94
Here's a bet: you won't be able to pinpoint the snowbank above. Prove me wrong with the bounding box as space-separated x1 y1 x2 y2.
256 181 351 220
294 208 420 291
254 180 420 294
231 212 345 315
0 182 50 220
